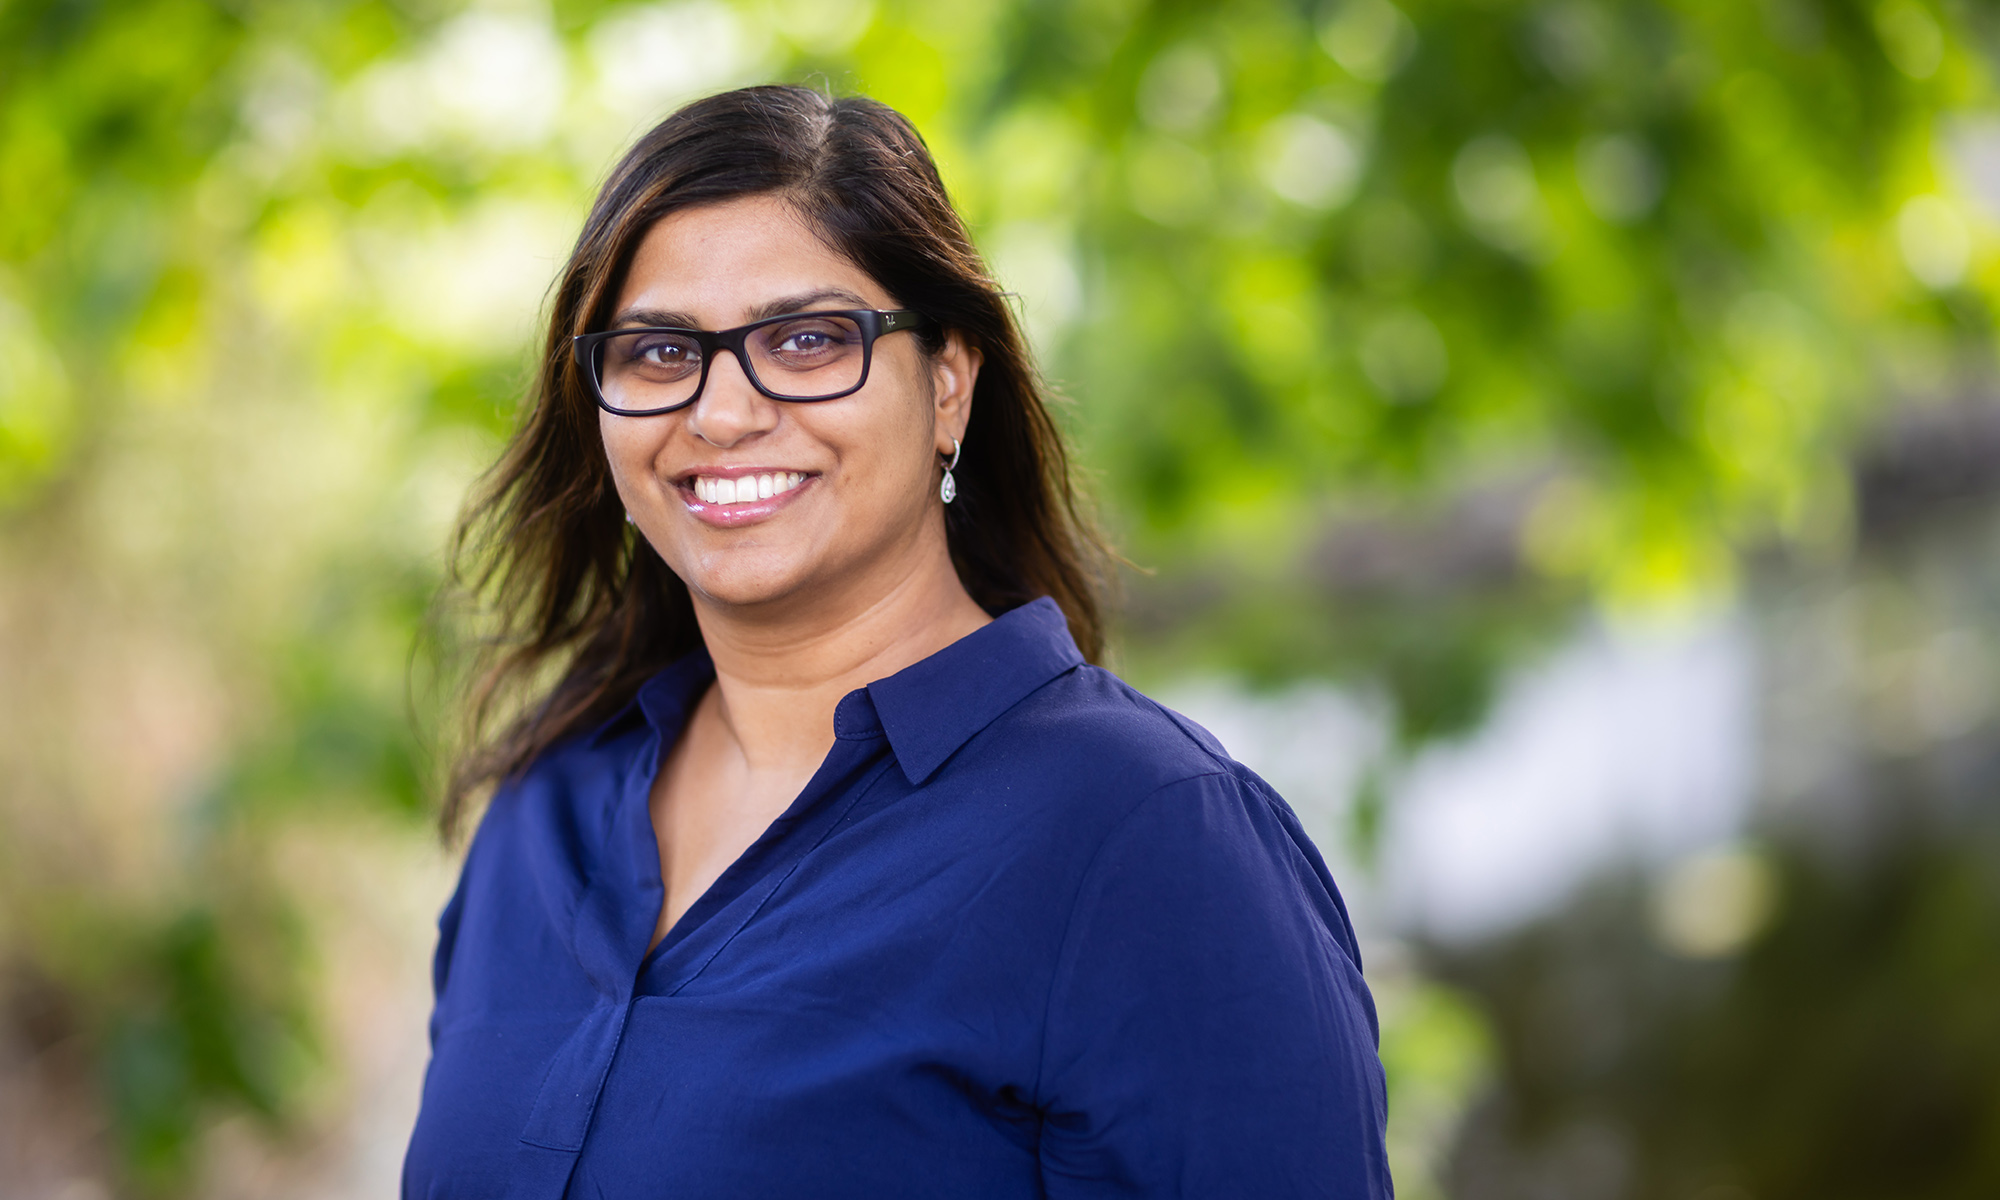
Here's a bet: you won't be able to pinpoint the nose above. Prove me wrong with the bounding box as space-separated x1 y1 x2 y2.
685 347 777 449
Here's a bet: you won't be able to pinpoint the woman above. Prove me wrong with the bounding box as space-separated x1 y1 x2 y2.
404 85 1389 1199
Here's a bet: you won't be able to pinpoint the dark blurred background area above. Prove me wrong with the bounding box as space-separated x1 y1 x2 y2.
2 0 1997 1196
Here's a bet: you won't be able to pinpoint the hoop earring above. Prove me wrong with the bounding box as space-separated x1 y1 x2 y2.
940 438 961 505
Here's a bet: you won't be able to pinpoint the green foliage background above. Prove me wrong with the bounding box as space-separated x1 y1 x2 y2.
2 0 1995 1193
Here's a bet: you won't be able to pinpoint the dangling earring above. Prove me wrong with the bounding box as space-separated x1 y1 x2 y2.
940 438 961 505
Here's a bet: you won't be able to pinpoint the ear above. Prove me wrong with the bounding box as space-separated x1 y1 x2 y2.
930 329 982 455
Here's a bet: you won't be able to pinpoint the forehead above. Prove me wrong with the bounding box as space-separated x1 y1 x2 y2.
615 194 890 321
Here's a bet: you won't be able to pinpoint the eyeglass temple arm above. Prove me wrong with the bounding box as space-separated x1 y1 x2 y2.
880 309 927 333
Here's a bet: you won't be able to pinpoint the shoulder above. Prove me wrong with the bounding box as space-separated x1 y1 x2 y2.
950 662 1307 860
972 661 1253 795
957 664 1365 963
458 714 649 895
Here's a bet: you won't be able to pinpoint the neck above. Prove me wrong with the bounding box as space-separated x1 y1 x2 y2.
688 546 990 776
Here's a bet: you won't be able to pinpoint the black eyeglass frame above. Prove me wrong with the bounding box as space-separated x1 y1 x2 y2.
572 308 930 417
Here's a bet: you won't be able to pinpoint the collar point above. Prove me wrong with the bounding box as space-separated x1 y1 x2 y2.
833 688 884 739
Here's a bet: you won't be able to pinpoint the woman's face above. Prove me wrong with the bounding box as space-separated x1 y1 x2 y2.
600 194 978 616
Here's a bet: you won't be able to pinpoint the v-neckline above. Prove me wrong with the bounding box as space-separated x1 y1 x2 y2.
629 708 892 984
640 694 827 956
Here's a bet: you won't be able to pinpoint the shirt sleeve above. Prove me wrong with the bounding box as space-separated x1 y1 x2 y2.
1035 770 1392 1200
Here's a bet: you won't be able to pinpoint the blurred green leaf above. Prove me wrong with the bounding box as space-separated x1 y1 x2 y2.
4 0 1999 1188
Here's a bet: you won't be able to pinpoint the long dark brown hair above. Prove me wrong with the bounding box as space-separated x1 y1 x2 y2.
439 85 1110 839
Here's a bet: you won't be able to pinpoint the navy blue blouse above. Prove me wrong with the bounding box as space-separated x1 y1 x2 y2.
403 598 1390 1199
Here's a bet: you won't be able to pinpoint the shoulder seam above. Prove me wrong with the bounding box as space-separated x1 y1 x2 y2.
1105 669 1239 773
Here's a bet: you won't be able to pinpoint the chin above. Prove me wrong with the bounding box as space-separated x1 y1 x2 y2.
676 555 819 611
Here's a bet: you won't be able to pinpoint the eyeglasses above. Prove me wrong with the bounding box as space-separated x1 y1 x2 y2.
572 308 929 416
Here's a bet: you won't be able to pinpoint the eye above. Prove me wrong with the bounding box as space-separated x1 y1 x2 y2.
759 316 862 369
603 331 702 387
779 329 833 354
639 339 693 364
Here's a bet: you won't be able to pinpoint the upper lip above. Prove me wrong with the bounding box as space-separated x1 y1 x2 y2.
675 465 814 485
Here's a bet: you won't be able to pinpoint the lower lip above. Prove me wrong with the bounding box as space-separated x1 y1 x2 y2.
679 476 815 527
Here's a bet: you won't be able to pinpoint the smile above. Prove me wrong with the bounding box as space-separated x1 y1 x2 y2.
691 471 808 506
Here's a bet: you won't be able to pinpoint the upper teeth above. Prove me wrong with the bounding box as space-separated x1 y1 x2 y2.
694 472 806 505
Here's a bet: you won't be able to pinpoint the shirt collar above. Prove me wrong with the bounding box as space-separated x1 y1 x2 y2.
617 645 716 746
614 596 1085 785
866 596 1085 786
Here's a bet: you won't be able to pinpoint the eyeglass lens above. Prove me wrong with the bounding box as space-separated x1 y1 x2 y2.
596 314 868 412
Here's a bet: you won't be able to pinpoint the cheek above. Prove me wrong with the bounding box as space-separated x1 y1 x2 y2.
826 405 930 506
851 358 937 469
598 416 667 499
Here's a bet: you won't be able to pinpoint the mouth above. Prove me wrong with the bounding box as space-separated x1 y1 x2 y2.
684 470 810 506
675 468 816 526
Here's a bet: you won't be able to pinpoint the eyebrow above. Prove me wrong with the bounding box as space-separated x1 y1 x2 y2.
609 288 873 330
